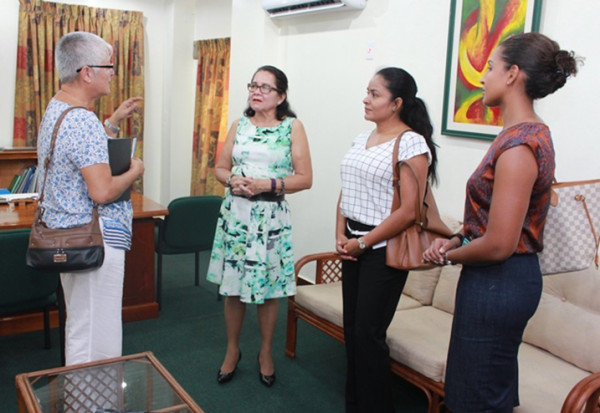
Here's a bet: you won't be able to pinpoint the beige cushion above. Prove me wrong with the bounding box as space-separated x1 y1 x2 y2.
524 267 600 372
295 279 423 329
386 307 453 382
295 282 343 327
515 343 591 413
400 216 462 306
523 267 600 374
403 267 443 305
397 293 423 311
431 264 462 314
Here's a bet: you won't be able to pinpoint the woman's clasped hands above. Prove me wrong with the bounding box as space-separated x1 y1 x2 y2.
229 175 256 198
422 237 458 266
336 235 362 261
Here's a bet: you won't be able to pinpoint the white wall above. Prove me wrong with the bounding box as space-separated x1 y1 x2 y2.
1 0 598 263
195 0 232 40
160 0 196 202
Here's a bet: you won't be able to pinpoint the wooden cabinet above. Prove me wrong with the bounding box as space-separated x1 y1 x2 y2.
0 149 37 189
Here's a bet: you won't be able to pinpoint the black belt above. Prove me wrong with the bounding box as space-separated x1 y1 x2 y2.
234 193 285 202
346 218 376 232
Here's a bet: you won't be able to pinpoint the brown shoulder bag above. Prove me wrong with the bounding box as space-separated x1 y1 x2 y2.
385 132 452 271
25 106 105 272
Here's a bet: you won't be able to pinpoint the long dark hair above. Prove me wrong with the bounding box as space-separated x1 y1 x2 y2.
376 67 438 184
244 65 297 120
500 32 580 100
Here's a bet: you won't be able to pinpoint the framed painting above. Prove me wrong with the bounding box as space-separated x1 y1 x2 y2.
441 0 543 140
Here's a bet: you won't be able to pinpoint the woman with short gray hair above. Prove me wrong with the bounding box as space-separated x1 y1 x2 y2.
37 31 144 365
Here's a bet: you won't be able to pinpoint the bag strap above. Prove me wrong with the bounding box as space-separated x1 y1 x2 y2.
576 194 599 268
391 130 429 230
39 106 86 203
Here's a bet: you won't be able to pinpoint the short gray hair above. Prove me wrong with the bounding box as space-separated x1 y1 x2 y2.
55 32 113 84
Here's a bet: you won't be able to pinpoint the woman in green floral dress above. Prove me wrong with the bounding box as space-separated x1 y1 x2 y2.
207 65 312 387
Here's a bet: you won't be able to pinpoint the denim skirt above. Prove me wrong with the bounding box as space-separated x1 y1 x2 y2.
444 254 543 413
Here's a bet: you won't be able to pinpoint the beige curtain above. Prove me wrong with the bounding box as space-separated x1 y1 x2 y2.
190 38 231 196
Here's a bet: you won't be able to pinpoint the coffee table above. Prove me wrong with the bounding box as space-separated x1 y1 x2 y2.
15 351 204 413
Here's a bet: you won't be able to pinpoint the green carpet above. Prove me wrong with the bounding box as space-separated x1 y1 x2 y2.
0 252 428 412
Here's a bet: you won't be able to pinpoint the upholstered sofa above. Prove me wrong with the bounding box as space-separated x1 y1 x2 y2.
285 227 600 412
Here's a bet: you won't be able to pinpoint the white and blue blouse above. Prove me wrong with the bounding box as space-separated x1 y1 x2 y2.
36 99 133 250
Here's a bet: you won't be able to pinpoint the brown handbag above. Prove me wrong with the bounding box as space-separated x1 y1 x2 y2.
385 132 452 271
25 106 105 272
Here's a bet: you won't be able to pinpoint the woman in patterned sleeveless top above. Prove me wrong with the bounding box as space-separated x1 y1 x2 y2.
424 33 581 412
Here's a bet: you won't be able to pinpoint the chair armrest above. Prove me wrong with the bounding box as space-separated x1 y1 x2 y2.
561 372 600 413
294 252 342 285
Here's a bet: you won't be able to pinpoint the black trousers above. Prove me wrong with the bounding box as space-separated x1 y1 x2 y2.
342 243 408 413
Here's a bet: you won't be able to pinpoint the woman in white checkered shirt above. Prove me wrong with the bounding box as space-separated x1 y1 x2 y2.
336 67 442 412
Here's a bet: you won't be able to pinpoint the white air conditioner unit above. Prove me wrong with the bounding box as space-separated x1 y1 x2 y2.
262 0 367 19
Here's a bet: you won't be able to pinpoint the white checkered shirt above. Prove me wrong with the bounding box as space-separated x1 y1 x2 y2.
340 130 431 229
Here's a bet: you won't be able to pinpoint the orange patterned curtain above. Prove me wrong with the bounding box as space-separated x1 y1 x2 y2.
191 38 231 196
14 0 144 157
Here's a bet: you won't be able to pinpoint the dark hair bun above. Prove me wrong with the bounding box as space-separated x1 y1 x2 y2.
501 33 582 100
554 50 579 90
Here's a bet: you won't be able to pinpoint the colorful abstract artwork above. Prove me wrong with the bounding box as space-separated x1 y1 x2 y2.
442 0 543 140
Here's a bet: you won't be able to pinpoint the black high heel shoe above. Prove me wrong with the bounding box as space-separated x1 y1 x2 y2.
257 353 276 387
217 351 242 384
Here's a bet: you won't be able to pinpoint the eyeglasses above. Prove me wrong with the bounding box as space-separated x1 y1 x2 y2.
76 64 114 73
247 82 279 94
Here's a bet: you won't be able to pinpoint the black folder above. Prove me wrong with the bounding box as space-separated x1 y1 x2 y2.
107 137 132 203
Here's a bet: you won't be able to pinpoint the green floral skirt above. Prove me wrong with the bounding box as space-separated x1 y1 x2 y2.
206 195 296 304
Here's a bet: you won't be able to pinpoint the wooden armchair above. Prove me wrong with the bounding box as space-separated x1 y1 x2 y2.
561 372 600 413
285 252 446 413
285 252 343 359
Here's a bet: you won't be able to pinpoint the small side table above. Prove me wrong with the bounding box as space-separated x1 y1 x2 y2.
15 351 204 413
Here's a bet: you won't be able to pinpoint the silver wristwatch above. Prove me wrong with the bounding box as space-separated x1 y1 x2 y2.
357 237 367 250
104 119 120 134
443 253 453 266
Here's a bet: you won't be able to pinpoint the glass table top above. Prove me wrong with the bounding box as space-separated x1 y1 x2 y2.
17 352 202 413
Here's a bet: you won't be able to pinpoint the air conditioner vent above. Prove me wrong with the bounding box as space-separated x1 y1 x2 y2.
263 0 366 19
268 0 342 15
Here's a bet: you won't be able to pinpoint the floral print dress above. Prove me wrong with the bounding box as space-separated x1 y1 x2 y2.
206 116 296 304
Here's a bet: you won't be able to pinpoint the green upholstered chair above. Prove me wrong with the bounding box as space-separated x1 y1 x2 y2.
0 228 65 363
155 195 223 309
